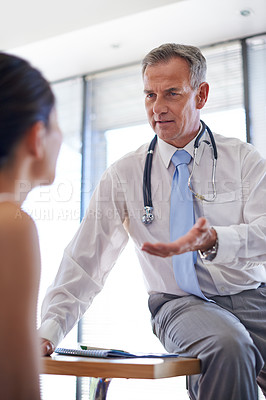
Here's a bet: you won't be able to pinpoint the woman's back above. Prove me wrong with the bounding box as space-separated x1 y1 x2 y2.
0 201 41 399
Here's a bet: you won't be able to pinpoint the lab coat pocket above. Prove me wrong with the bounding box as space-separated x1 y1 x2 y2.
202 189 243 226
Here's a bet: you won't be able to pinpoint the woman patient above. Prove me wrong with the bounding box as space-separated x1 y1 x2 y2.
0 53 62 399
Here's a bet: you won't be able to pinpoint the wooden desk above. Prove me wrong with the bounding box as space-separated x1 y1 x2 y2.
41 355 201 399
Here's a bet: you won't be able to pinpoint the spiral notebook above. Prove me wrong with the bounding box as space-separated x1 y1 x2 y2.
55 346 179 359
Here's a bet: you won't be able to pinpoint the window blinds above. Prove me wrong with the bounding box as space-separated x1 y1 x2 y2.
86 64 147 132
202 41 243 113
246 34 266 156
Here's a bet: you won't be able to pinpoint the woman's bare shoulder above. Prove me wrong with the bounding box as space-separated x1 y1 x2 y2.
0 201 36 234
0 202 40 284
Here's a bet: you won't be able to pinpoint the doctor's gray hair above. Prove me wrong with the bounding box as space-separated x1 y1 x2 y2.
142 43 207 90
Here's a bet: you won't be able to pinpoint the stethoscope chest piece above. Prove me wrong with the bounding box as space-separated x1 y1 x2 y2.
142 206 154 225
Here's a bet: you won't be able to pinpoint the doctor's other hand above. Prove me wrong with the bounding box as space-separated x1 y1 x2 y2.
40 338 55 356
141 217 217 258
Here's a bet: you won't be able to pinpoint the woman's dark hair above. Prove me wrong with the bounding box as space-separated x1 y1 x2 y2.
0 53 55 167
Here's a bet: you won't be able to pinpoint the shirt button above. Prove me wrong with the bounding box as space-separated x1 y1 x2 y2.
220 286 225 292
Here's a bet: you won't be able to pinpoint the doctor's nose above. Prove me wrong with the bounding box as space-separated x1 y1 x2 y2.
153 97 168 115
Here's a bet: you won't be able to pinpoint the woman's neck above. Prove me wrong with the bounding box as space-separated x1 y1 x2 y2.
0 167 30 205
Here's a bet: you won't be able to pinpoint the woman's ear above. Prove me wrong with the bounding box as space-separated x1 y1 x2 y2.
26 122 46 159
196 82 209 110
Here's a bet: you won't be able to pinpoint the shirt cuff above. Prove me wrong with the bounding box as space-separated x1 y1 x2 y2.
210 225 240 264
38 319 65 348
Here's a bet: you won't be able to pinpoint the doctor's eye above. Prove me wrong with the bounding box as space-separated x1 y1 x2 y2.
146 93 155 99
169 91 179 97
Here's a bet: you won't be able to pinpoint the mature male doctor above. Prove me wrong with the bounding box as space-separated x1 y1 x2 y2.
40 43 266 400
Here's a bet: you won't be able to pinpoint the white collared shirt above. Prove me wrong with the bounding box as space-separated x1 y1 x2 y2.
40 130 266 346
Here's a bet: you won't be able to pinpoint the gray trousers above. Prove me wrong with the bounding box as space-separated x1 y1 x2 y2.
149 286 266 400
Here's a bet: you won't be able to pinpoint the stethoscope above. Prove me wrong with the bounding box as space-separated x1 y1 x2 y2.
142 120 218 225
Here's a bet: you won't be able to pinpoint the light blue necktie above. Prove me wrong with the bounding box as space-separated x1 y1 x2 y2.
170 150 209 300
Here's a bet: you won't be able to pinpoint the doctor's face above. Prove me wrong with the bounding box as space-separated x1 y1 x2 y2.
143 57 208 148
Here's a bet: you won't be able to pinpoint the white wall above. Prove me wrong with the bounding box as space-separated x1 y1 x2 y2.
5 0 266 82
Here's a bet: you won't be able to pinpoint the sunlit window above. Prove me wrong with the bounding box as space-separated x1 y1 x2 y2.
23 78 83 400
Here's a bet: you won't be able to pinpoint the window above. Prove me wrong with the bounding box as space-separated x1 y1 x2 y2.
246 34 266 156
201 41 246 141
23 77 83 400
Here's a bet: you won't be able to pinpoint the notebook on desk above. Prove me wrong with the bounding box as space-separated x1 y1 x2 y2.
55 346 179 359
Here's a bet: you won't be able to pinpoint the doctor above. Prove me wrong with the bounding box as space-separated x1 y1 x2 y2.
40 43 266 400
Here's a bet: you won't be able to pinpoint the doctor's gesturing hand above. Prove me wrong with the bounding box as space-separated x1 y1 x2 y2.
141 217 217 258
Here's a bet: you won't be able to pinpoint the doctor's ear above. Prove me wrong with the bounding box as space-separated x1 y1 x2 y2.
196 82 209 109
26 121 46 159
